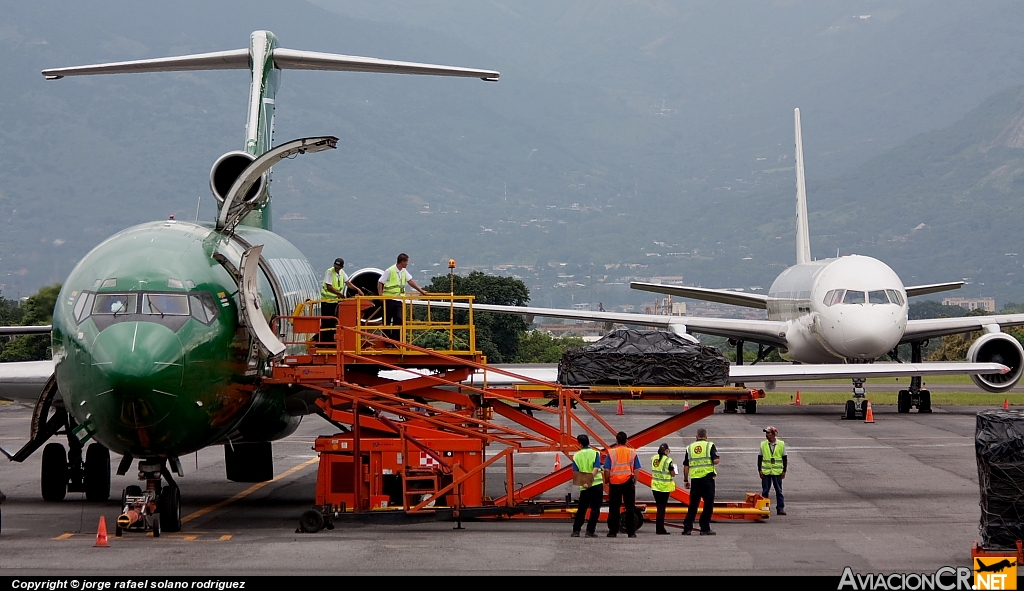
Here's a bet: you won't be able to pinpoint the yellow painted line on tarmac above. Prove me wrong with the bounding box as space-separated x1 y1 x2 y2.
219 534 232 541
184 535 198 541
181 457 319 524
53 533 74 540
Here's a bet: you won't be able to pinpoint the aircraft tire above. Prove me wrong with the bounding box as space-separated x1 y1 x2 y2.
84 443 111 502
897 391 911 414
843 400 856 421
919 390 932 413
158 486 181 533
41 443 68 502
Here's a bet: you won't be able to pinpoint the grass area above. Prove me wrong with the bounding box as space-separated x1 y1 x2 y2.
676 392 1024 406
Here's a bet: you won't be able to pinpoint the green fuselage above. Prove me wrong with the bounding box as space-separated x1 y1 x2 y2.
52 219 319 459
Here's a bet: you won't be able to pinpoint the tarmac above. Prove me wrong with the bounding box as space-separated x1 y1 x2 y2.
0 400 1001 576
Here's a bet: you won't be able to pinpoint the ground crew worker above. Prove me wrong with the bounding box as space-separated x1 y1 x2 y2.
758 425 787 515
682 427 720 535
377 253 428 344
571 434 604 538
321 258 363 342
651 443 677 535
603 431 640 538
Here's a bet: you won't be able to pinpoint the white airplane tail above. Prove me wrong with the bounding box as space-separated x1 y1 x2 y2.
794 108 812 265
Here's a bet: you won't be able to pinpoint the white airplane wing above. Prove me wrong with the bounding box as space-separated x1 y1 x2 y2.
904 282 964 298
629 282 770 309
0 325 52 335
0 360 55 403
454 302 790 347
440 361 1008 387
902 313 1024 343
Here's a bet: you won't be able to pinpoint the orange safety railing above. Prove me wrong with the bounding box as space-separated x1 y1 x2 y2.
273 294 478 356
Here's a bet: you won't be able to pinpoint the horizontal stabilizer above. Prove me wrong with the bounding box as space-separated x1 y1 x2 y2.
42 49 250 79
630 282 769 309
43 48 499 81
0 325 52 335
272 49 500 80
905 281 964 298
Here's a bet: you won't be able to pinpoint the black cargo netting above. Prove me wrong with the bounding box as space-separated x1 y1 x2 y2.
976 409 1024 550
557 329 730 387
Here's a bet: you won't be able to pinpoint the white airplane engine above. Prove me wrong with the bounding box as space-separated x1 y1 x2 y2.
346 268 384 297
968 332 1024 393
209 151 267 205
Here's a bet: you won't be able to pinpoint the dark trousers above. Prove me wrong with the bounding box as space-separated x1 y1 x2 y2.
320 301 338 343
607 480 636 535
383 299 403 344
761 475 785 511
572 485 603 534
653 491 670 534
683 476 715 532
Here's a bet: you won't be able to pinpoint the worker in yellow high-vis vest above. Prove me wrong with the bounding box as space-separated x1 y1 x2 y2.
377 253 429 345
651 443 677 535
758 425 787 515
321 257 363 342
570 434 604 538
682 427 720 535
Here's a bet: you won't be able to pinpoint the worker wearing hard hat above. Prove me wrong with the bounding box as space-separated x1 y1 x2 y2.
570 434 604 538
758 425 787 515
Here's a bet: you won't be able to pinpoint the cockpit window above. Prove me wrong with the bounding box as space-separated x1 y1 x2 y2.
886 289 904 306
842 291 866 305
93 293 138 315
824 289 845 306
189 293 220 325
868 290 890 304
143 293 190 316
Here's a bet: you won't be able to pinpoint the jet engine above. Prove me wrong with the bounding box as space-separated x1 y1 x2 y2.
968 332 1024 393
209 151 267 205
346 268 383 297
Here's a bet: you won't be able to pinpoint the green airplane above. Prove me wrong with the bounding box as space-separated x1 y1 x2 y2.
0 30 498 533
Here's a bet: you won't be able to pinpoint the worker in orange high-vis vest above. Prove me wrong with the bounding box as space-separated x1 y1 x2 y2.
603 431 641 538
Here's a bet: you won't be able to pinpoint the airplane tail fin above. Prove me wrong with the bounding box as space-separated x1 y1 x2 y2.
794 108 812 265
42 31 499 230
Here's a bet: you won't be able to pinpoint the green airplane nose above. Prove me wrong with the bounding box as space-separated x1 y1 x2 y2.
89 321 185 435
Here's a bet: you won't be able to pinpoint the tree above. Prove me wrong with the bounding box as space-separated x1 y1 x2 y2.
425 272 530 363
516 331 586 363
0 284 60 362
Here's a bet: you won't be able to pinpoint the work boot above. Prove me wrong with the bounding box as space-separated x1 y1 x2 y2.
585 532 598 538
699 530 716 536
571 531 580 537
656 531 670 535
606 532 617 538
681 529 692 536
777 509 787 515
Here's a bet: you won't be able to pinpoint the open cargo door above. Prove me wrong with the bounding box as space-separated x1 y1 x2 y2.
239 244 286 359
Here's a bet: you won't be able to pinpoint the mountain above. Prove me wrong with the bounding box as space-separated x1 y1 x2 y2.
1 0 1024 310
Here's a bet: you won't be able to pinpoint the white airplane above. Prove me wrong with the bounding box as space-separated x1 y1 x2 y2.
452 109 1024 419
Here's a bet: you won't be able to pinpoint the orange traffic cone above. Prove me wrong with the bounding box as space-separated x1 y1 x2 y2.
1004 398 1010 410
95 516 110 547
554 453 561 472
794 391 801 406
616 400 624 415
864 400 875 424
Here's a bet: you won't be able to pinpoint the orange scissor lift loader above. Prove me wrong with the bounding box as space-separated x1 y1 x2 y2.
267 295 770 532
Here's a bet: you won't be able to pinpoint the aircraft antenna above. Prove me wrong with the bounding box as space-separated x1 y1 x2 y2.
794 108 812 265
